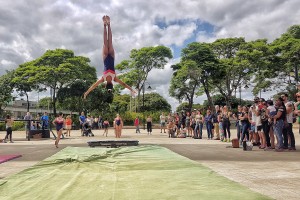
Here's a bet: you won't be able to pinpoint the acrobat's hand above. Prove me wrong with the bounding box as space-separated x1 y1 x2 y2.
130 90 137 96
83 92 88 100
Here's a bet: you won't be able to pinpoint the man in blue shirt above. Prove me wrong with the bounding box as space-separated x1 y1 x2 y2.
79 112 86 136
40 112 49 129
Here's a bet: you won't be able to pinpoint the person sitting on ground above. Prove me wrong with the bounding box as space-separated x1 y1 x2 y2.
178 124 187 138
167 120 175 138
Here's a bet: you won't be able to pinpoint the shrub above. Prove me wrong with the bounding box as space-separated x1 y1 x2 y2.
0 121 25 131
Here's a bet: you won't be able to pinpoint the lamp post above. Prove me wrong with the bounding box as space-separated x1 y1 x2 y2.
142 83 152 130
239 86 242 105
239 84 249 105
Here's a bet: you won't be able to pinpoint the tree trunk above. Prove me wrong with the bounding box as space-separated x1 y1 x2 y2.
52 88 57 116
137 87 141 112
25 92 30 112
188 98 193 113
202 80 214 110
204 87 214 110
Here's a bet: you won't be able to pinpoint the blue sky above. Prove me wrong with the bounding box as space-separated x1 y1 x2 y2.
1 0 300 111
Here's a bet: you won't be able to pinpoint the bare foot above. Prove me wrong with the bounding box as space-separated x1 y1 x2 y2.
102 15 107 25
105 15 110 25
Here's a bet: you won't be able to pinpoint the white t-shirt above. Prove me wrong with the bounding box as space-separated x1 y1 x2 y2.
267 105 276 115
285 102 293 123
160 115 166 123
251 106 257 124
86 118 92 126
255 107 262 126
195 114 203 123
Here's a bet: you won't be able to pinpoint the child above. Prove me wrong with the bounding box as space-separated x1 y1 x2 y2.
167 120 175 138
103 118 110 137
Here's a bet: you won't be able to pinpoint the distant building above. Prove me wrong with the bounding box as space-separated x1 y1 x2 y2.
2 100 71 118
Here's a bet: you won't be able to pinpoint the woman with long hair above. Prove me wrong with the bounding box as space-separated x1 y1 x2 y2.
222 106 231 142
146 115 152 135
272 97 286 152
3 115 14 143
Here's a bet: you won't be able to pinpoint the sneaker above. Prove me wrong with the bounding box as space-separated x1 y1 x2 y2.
223 139 227 142
227 139 231 142
3 140 7 143
289 147 296 151
9 141 14 143
275 148 284 152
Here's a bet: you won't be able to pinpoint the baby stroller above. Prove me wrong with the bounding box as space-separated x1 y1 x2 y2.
82 122 94 137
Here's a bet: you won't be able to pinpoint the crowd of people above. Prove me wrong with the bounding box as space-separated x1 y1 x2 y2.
2 92 299 151
158 93 298 152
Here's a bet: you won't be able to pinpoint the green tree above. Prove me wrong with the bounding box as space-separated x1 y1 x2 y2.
169 61 202 112
141 93 171 112
211 37 249 106
175 102 203 113
11 66 40 112
270 25 300 96
38 97 52 110
109 94 131 114
203 94 253 110
17 49 97 116
116 46 172 110
57 80 110 115
0 71 14 115
170 42 219 111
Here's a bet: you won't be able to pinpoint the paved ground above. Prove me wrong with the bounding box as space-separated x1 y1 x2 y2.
1 127 300 200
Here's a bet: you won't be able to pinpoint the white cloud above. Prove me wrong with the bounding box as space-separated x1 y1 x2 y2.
159 23 197 46
1 0 300 110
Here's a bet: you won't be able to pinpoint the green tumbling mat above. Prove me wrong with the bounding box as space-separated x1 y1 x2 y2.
0 146 271 200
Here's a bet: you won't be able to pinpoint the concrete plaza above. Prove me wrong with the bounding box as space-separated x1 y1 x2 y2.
1 127 300 200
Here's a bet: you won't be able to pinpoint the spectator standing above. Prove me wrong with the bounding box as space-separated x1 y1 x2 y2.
213 105 220 140
194 110 204 139
3 115 14 143
281 93 296 151
24 112 32 138
146 115 152 135
65 115 72 137
205 110 214 139
41 112 49 130
160 112 166 133
103 118 110 137
134 117 140 134
79 112 86 136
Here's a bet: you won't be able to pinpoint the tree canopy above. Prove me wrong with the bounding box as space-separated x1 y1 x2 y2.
15 49 97 115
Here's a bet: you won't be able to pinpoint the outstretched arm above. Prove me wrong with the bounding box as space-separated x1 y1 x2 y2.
84 77 105 99
114 76 136 94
